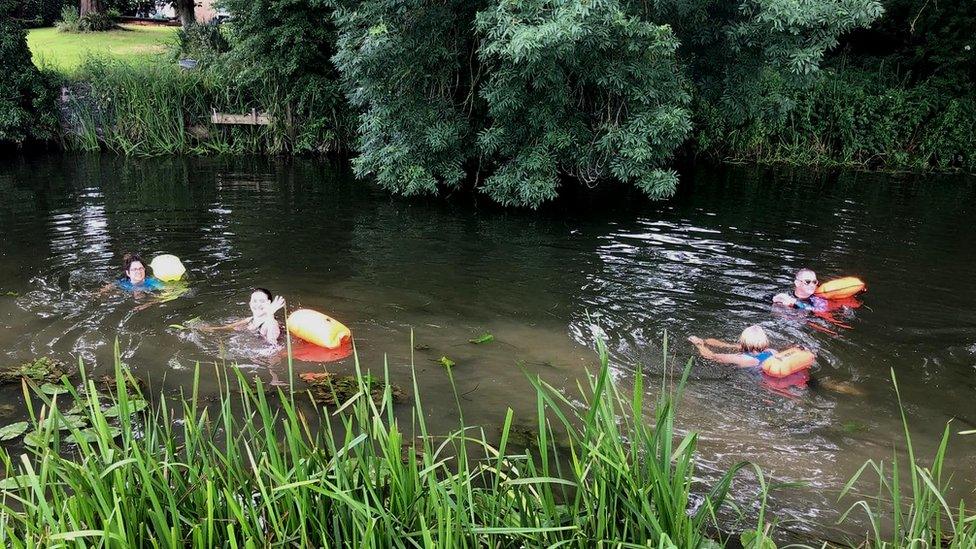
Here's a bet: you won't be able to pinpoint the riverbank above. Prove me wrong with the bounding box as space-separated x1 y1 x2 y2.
1 340 972 547
39 55 976 178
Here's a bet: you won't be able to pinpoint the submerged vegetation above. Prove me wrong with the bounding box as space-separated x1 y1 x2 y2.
0 338 971 546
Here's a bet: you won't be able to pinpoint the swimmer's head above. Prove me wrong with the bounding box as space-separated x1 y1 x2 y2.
250 288 273 318
793 268 818 299
123 253 146 284
739 325 770 354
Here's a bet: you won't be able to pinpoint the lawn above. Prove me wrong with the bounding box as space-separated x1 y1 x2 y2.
27 24 178 73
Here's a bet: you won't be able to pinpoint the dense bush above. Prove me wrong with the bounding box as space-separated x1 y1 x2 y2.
0 0 59 146
20 0 70 27
696 68 976 171
219 0 353 154
174 22 231 63
56 6 119 32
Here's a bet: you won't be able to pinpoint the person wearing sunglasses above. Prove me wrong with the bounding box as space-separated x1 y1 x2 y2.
772 268 827 311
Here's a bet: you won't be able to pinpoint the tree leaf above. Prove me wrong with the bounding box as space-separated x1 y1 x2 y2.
40 383 70 395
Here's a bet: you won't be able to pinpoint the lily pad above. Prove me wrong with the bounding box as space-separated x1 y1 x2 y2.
0 357 67 384
305 374 405 406
64 430 99 444
103 399 148 418
468 332 494 344
42 415 87 431
23 431 47 447
0 421 30 441
40 383 70 395
65 427 120 445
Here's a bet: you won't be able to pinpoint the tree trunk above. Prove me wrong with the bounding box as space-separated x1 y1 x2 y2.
80 0 105 17
173 0 195 28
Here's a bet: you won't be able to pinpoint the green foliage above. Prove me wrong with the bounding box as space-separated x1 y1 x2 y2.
173 22 230 62
696 66 976 170
66 58 288 155
838 370 976 548
333 0 479 196
0 0 60 146
20 0 70 27
57 6 120 33
53 4 79 32
476 0 691 206
220 0 352 153
0 340 755 546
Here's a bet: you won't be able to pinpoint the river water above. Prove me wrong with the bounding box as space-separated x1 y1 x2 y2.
1 153 974 540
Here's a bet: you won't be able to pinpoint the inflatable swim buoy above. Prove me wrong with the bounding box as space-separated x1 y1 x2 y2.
291 338 353 363
815 277 865 300
287 309 351 349
150 254 186 282
762 348 815 378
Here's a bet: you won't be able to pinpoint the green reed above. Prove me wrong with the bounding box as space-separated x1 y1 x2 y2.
0 337 753 547
62 57 287 156
837 370 976 548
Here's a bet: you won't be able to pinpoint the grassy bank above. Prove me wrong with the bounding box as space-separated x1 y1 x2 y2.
0 338 972 546
27 25 178 74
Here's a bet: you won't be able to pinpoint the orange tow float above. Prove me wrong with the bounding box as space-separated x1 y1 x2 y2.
815 277 865 300
762 348 815 378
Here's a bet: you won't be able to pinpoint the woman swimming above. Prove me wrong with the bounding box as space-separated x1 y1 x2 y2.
200 288 285 345
100 253 165 295
687 325 776 369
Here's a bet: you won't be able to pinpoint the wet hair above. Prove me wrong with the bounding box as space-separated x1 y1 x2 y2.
252 288 273 300
122 253 144 273
794 268 817 282
738 325 770 354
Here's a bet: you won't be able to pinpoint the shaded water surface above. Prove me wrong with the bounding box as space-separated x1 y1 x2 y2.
1 154 974 538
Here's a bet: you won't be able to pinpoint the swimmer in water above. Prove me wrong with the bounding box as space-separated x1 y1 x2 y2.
772 268 828 311
100 253 165 295
200 288 285 345
687 325 777 369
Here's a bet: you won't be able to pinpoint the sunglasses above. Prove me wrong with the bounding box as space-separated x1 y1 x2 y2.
798 279 818 285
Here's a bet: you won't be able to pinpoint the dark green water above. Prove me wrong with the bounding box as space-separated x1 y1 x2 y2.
1 154 974 538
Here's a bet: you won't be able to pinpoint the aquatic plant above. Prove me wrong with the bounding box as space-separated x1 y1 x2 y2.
0 356 67 384
837 370 976 548
0 337 751 546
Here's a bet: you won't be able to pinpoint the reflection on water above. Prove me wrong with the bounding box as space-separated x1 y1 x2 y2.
1 153 975 538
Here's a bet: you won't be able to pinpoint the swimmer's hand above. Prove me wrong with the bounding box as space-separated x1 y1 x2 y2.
773 293 797 307
687 336 704 345
269 296 285 315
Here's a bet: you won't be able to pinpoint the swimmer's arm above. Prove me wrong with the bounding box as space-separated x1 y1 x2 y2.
690 339 759 368
773 293 797 306
97 283 117 297
261 320 281 345
197 318 250 332
705 352 761 369
704 338 739 349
